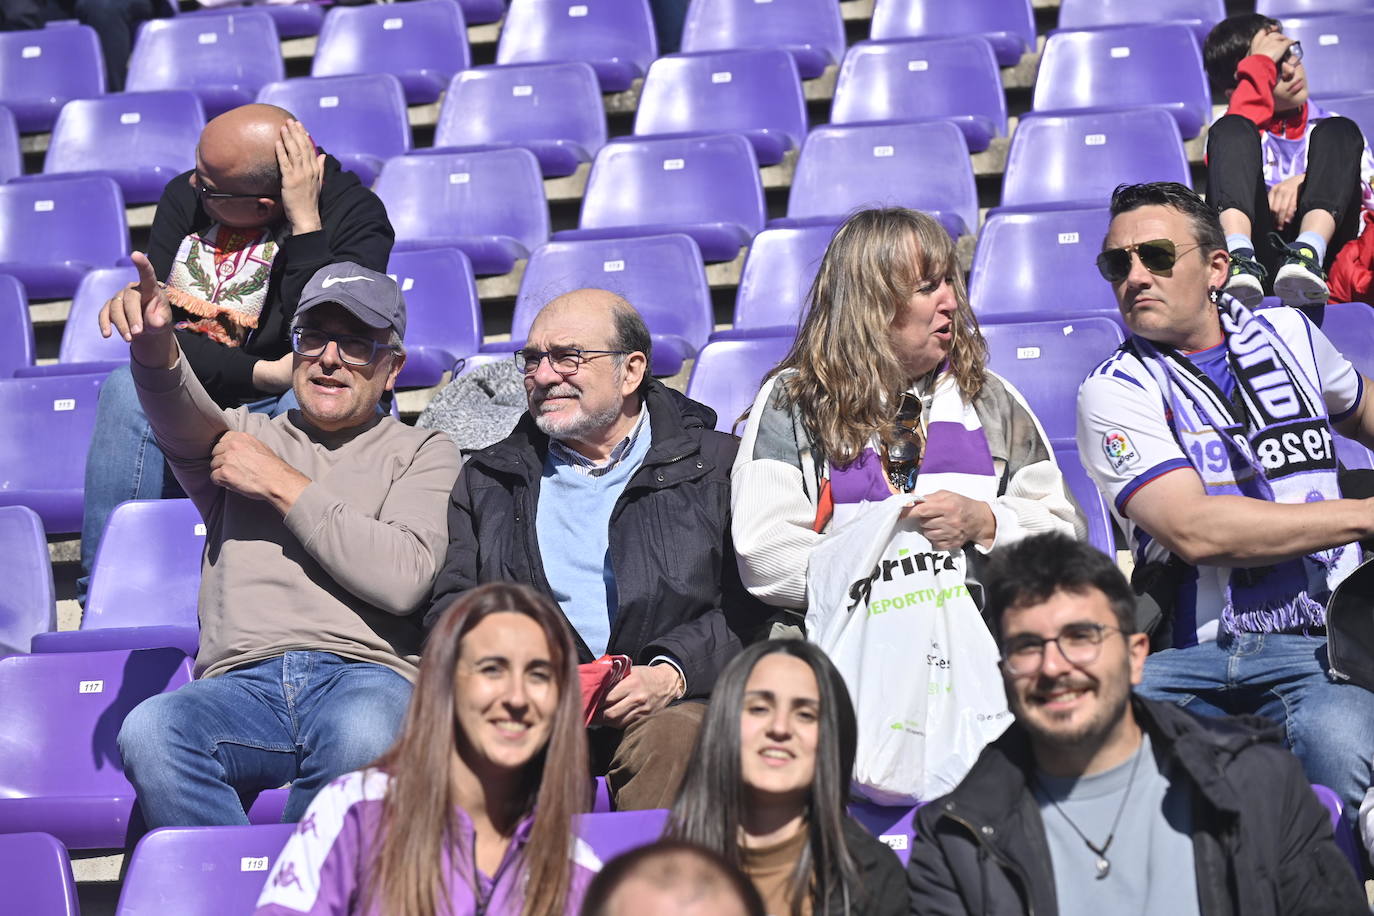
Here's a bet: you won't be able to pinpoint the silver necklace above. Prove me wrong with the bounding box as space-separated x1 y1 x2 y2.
1032 741 1146 880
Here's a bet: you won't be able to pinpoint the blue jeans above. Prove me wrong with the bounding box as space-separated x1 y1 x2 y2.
79 365 298 604
1138 632 1374 834
117 651 412 827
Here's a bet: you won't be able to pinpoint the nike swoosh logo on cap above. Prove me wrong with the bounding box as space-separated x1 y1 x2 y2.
321 276 375 288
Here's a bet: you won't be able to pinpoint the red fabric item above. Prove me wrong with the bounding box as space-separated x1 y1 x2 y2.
579 655 632 726
1227 55 1310 138
812 477 834 533
1329 212 1374 305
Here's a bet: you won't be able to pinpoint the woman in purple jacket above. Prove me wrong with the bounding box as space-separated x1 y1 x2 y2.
255 583 596 916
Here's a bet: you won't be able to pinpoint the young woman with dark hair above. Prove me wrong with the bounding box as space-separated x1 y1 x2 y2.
667 640 907 915
255 582 595 916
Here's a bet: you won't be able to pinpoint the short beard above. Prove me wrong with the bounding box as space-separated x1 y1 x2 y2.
1008 662 1133 757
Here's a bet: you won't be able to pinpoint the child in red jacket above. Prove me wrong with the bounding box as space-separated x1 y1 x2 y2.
1203 14 1374 308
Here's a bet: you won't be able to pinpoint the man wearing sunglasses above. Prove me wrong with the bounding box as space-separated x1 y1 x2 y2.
107 258 458 828
1076 181 1374 838
1202 14 1373 308
81 102 394 608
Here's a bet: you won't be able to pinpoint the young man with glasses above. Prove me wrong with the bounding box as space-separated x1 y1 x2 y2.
428 287 768 810
1076 181 1374 839
1202 14 1373 308
110 259 459 828
81 102 394 606
908 532 1364 915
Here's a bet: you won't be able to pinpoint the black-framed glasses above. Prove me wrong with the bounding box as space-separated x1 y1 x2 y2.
515 347 629 376
1000 623 1123 676
1095 239 1202 284
882 392 924 493
195 180 278 204
291 327 398 366
1280 40 1304 66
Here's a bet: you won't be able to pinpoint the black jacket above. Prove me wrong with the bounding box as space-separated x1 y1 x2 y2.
907 697 1365 916
147 155 394 405
427 381 771 695
829 818 908 916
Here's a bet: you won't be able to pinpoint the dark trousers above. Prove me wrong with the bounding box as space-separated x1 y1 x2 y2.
1205 113 1365 278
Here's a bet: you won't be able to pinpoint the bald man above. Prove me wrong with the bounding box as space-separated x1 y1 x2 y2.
80 103 393 601
428 289 768 809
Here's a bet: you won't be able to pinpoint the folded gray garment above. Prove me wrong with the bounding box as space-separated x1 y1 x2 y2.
416 359 528 454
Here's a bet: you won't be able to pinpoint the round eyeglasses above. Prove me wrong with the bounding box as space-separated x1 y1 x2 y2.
1000 623 1123 676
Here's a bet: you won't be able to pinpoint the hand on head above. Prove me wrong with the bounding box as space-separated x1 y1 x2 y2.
1252 28 1294 64
277 118 324 235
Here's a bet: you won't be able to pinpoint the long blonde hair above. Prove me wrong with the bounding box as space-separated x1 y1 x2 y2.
770 207 987 467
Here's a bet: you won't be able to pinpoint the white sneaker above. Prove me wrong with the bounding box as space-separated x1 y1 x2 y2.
1273 242 1329 308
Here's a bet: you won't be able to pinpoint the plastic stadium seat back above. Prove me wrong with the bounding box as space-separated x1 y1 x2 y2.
0 505 56 656
55 266 138 366
574 809 669 864
432 62 607 178
785 120 977 239
312 0 470 105
0 372 107 533
981 317 1126 442
0 173 129 297
1057 0 1225 42
0 273 35 377
831 37 1008 152
1311 301 1374 377
388 248 483 388
0 833 79 916
1002 108 1191 210
0 105 19 182
969 206 1120 322
1034 25 1212 139
514 235 713 376
685 335 795 434
1310 783 1364 877
126 12 284 119
116 823 296 915
870 0 1035 67
1281 13 1374 99
1319 92 1374 142
679 0 845 79
257 74 411 186
569 134 766 262
1051 442 1118 556
183 1 325 39
497 0 658 92
373 149 549 276
83 499 205 631
0 647 194 849
733 223 836 332
634 49 808 166
847 802 922 866
41 91 205 205
1259 0 1374 15
0 25 105 133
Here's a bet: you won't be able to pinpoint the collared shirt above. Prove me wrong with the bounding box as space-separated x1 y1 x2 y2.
547 407 649 477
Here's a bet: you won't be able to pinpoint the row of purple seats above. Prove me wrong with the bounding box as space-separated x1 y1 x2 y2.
1282 12 1374 99
1057 0 1225 41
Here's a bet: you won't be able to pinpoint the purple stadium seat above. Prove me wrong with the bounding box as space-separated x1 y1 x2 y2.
0 274 35 377
592 776 612 813
847 803 920 866
1051 442 1117 556
256 74 410 187
1309 300 1374 377
0 25 105 133
513 234 712 376
684 334 794 434
429 62 607 179
11 266 134 380
574 809 669 864
0 372 106 533
116 823 295 915
0 105 19 183
0 833 79 916
1260 0 1374 15
34 91 204 205
0 647 193 849
312 0 470 105
1310 784 1363 877
634 49 807 166
373 149 549 276
1001 108 1191 210
183 1 325 39
1336 434 1374 470
780 120 977 239
679 0 845 80
558 134 765 263
0 506 56 657
0 175 130 299
31 499 204 657
981 317 1126 442
1281 13 1374 99
969 206 1121 323
1033 25 1212 139
497 0 658 92
1057 0 1225 42
870 0 1035 68
388 248 482 388
1322 92 1374 141
126 12 284 119
831 37 1008 153
732 222 836 334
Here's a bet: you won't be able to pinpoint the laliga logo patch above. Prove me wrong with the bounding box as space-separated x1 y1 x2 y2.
1102 429 1138 472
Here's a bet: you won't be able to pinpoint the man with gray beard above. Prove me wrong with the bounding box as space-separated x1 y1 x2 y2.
427 288 767 809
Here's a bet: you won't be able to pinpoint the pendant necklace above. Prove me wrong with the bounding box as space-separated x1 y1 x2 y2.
1032 740 1145 880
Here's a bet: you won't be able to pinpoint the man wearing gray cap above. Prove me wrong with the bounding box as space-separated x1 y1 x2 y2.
109 253 460 828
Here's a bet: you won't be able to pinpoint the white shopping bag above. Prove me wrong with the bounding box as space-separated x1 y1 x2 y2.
807 495 1012 805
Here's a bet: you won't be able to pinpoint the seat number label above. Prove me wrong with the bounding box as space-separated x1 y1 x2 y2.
449 173 470 184
79 680 104 694
663 158 685 170
34 200 54 212
568 4 588 15
383 17 403 29
711 71 732 83
1110 46 1131 58
1016 347 1041 360
602 260 625 272
1084 133 1107 145
53 398 75 411
512 85 533 97
198 32 218 44
1319 34 1339 45
880 833 908 851
907 60 928 71
241 857 269 872
873 145 894 157
120 112 141 125
1058 232 1079 244
194 524 207 536
21 46 40 59
319 96 339 108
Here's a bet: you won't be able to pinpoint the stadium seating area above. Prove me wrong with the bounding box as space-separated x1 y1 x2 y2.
3 0 1374 909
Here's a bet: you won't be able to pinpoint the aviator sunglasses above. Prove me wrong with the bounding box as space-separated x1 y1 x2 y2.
1095 239 1202 284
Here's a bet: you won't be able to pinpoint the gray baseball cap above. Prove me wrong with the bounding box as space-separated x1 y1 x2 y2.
294 262 406 339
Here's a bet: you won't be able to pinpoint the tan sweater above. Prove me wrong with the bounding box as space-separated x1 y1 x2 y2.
133 350 460 680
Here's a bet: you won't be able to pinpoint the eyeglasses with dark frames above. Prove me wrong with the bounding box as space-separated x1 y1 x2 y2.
882 392 924 493
1280 40 1303 66
291 327 398 366
194 177 279 204
1000 622 1123 676
1095 239 1203 284
515 347 630 376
